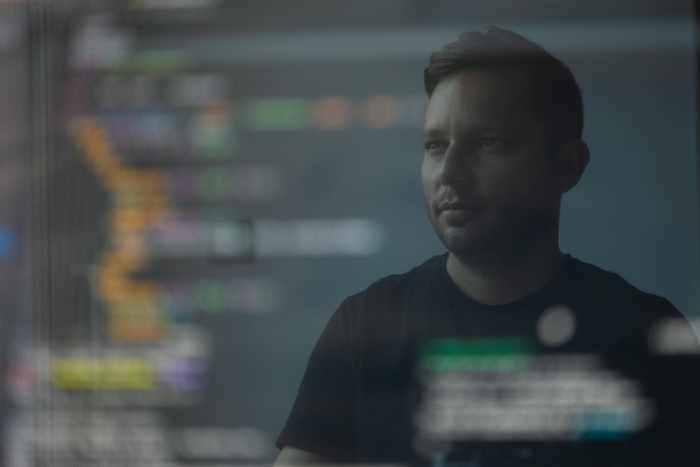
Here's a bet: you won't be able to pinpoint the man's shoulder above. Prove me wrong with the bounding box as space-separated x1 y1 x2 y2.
329 254 444 337
340 254 444 308
568 255 682 319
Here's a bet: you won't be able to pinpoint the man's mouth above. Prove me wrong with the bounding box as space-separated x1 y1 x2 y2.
436 200 484 224
438 201 481 212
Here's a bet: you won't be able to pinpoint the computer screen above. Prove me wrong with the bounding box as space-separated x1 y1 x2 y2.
3 1 699 466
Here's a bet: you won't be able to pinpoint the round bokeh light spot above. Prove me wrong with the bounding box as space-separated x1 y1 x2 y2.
538 305 576 347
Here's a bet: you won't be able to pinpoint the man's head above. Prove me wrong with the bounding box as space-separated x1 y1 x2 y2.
421 26 589 264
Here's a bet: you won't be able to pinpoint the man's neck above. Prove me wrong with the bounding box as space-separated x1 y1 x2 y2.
446 242 564 306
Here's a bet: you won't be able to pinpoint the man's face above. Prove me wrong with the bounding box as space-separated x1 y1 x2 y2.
421 69 563 262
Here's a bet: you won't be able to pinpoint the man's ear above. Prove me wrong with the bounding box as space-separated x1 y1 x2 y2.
555 139 590 194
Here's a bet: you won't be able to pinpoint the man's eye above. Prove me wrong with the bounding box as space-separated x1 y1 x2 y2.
480 137 505 149
424 141 447 154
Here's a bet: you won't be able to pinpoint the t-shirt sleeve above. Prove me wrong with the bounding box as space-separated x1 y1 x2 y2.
276 297 358 460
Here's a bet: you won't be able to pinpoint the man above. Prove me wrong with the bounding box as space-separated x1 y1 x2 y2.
275 27 697 466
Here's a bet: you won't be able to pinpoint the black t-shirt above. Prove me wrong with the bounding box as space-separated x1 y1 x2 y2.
277 253 697 465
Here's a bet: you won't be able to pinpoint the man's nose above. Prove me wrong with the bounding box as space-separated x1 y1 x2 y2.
440 142 475 186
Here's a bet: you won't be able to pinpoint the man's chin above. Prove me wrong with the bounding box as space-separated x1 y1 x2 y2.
439 231 491 258
430 216 500 259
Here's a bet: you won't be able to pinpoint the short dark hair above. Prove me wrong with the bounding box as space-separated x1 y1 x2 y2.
424 26 584 145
